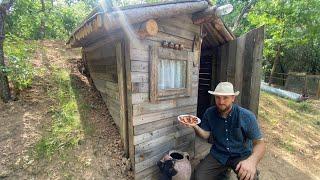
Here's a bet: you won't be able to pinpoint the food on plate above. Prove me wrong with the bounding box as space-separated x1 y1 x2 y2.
178 115 199 125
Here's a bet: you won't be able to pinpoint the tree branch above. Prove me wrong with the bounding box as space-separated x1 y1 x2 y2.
0 0 14 14
232 0 257 31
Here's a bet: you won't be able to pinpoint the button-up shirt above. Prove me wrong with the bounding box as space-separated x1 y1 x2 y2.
201 105 262 165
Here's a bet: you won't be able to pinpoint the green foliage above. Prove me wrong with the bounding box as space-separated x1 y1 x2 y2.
218 0 254 35
2 0 93 91
221 0 320 74
6 0 92 40
4 34 36 90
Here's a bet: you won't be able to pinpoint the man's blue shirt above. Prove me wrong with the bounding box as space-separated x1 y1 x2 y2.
200 105 262 165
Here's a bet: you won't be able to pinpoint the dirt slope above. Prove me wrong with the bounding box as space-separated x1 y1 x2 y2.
0 40 133 179
258 92 320 180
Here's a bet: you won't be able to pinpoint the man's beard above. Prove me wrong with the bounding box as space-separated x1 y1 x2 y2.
217 104 232 113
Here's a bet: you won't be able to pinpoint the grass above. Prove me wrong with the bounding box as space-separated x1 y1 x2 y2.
259 91 320 154
287 100 313 113
35 65 91 159
279 139 295 153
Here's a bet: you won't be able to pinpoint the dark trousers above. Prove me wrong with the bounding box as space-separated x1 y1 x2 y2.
195 154 259 180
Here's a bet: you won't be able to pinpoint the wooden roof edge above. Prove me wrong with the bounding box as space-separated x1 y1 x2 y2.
67 1 235 48
216 18 236 42
223 21 236 39
66 12 103 45
114 0 207 11
66 0 209 47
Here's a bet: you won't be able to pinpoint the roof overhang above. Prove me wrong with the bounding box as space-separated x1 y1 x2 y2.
67 0 235 48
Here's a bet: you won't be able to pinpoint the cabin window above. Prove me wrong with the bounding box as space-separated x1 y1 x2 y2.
150 45 193 102
158 59 187 90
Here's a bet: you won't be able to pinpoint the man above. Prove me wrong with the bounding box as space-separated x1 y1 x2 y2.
181 82 265 180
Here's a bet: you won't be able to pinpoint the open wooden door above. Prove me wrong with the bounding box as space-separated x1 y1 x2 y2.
216 26 264 115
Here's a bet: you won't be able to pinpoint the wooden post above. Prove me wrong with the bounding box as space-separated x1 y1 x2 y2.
317 79 320 99
116 41 129 156
124 38 135 168
304 73 307 95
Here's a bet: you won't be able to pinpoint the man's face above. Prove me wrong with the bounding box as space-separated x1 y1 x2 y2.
214 95 235 112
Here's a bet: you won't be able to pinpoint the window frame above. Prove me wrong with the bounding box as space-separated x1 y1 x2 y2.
150 45 193 102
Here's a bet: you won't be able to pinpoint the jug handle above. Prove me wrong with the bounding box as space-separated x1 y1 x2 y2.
184 152 190 160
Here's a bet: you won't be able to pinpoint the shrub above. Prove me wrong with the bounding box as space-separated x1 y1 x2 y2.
4 34 36 91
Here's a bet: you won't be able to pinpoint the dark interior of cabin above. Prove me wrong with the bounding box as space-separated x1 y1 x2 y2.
196 25 221 119
197 48 217 119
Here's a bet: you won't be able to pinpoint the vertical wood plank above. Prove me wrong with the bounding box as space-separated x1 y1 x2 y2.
125 39 135 169
187 51 194 97
215 26 264 116
210 48 219 105
241 26 264 115
149 44 158 103
219 43 229 82
241 31 255 111
116 41 129 156
249 26 264 115
226 39 237 85
234 36 245 105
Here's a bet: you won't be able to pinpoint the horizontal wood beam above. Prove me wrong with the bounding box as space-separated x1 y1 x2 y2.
67 1 208 47
192 4 233 25
102 1 208 32
81 19 158 50
192 6 218 25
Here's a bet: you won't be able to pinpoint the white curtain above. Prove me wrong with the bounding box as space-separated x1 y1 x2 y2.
158 59 186 90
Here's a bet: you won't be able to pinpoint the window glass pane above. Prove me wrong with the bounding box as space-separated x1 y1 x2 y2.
158 59 187 90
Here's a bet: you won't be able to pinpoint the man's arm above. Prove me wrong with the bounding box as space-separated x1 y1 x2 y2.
236 139 266 180
193 125 210 140
180 121 210 140
250 139 266 165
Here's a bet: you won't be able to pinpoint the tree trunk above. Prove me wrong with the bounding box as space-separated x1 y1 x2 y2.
279 59 286 86
269 45 281 85
39 0 45 39
0 9 11 102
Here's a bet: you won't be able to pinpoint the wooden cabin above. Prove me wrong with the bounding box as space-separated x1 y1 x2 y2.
67 1 264 179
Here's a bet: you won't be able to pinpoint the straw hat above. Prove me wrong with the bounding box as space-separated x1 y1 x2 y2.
208 82 240 96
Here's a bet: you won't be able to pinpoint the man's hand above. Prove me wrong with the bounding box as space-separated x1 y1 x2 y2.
179 120 197 128
235 157 257 180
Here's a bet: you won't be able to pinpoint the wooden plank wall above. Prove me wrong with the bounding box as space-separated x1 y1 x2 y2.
217 26 264 115
85 44 121 126
127 15 201 179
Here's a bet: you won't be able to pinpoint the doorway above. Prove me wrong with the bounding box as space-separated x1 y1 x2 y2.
197 48 218 119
